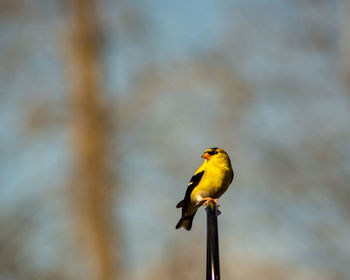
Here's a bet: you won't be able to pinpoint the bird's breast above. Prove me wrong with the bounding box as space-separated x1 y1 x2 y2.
190 167 231 204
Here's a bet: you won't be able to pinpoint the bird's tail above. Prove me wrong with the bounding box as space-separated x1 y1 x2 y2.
175 212 196 231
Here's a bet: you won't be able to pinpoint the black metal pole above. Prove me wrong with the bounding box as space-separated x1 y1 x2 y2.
206 201 220 280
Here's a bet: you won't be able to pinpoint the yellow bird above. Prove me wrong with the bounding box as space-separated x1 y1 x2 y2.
176 147 234 231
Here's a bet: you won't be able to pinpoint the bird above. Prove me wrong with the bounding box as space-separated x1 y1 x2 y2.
176 147 234 231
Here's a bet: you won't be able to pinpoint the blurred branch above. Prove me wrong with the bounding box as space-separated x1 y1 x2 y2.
118 59 250 131
341 0 350 93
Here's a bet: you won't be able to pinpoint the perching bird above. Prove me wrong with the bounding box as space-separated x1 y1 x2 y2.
176 147 234 231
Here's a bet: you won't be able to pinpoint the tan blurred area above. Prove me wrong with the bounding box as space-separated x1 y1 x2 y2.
0 0 350 280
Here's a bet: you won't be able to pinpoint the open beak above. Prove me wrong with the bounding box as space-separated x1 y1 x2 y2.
201 152 211 160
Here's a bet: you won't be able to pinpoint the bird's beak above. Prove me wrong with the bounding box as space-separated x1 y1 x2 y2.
201 152 211 160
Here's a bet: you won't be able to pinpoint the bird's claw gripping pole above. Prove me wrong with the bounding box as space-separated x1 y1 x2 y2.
206 201 220 280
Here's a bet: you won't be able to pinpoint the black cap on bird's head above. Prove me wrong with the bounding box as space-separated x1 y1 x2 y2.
201 147 226 160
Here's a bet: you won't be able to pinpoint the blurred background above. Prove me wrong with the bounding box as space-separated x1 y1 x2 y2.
1 0 350 279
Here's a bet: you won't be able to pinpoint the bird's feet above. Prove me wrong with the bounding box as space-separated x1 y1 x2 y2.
201 197 219 207
200 197 221 214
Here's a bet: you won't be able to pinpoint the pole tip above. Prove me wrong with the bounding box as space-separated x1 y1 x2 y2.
206 200 218 214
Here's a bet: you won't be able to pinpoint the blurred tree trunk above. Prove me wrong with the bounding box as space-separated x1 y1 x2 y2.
65 1 119 280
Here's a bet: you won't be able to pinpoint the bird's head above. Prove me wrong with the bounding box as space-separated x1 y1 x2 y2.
201 147 229 163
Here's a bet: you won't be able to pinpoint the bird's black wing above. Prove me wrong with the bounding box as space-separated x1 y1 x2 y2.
176 171 204 208
229 169 234 184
